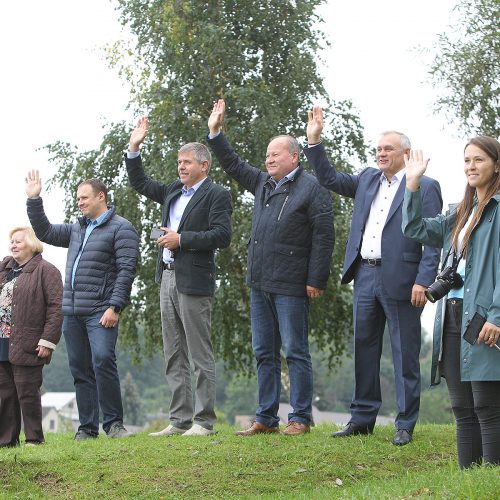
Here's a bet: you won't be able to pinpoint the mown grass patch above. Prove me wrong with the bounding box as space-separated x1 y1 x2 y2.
0 424 498 498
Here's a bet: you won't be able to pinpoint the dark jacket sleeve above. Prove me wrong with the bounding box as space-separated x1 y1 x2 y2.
125 154 170 204
180 187 233 250
26 197 72 248
303 143 359 198
109 220 139 309
414 178 444 287
306 183 335 289
207 132 264 195
40 261 63 346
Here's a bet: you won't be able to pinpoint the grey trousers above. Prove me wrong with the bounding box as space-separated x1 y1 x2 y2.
159 269 216 430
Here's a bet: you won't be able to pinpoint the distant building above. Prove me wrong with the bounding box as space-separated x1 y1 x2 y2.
41 407 60 433
41 392 79 432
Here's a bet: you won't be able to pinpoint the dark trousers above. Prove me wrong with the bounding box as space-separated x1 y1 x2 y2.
442 300 500 468
0 362 44 446
350 262 422 431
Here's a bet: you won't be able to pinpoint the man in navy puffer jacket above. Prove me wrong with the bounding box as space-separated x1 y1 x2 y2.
26 171 139 440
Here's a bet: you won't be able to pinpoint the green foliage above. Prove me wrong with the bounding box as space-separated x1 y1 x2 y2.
45 0 368 372
41 336 73 393
419 386 454 424
429 0 500 136
2 426 498 498
121 372 143 425
221 374 258 423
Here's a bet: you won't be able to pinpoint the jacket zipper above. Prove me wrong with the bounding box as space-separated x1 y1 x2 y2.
277 196 289 221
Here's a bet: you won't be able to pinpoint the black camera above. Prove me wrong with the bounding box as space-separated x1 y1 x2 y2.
425 266 464 303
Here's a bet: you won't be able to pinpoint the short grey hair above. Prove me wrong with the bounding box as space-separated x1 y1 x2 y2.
380 131 411 150
178 142 212 170
269 135 300 156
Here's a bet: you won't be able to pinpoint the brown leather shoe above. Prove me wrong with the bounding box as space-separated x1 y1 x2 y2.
235 421 280 436
282 421 310 436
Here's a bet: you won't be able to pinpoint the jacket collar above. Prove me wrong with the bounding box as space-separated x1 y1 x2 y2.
78 206 116 228
5 253 42 273
178 178 212 229
264 164 303 190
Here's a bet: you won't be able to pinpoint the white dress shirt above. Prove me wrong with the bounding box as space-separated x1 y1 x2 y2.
360 169 406 259
163 178 206 263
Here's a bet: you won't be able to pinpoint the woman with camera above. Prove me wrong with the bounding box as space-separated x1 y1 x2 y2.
401 136 500 468
0 227 63 447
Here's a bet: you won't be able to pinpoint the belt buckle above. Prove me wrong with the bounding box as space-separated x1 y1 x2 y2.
366 258 378 267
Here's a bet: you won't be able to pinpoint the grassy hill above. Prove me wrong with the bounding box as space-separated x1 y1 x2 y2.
1 424 498 498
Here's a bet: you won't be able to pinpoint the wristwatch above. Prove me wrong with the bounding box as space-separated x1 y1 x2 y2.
112 305 122 313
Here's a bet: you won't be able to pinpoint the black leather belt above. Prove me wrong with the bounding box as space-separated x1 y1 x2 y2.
163 262 175 270
446 298 462 305
361 258 382 266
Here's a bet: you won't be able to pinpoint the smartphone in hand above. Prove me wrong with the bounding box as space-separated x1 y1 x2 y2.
150 227 165 240
463 312 486 345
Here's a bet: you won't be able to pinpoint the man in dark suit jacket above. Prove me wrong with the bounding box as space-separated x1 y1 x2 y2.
304 107 443 446
125 117 232 436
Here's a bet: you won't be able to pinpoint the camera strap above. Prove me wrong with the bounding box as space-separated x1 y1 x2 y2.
452 250 464 269
441 246 464 272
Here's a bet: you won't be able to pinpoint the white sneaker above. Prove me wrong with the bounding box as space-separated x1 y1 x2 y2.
182 424 215 436
148 424 187 437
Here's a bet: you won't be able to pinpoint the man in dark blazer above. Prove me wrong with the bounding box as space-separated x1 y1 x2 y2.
305 107 443 445
125 117 232 436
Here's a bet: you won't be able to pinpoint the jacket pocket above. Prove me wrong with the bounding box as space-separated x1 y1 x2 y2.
192 256 215 282
193 258 211 269
475 296 491 317
99 275 108 299
402 252 421 263
273 244 309 284
21 327 42 354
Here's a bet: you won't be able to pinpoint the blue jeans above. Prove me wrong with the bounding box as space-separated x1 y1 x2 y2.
63 313 123 435
251 289 312 427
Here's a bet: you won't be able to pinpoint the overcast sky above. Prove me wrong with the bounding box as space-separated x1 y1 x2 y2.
1 0 466 331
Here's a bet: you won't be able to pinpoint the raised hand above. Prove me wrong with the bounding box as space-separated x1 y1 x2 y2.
129 116 149 152
404 150 429 192
25 169 42 199
208 99 225 135
306 106 324 144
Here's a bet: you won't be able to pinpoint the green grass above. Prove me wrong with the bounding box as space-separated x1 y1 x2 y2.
0 424 498 499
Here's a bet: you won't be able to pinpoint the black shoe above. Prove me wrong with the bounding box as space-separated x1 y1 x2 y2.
392 429 412 446
0 441 19 448
74 430 98 441
332 422 373 438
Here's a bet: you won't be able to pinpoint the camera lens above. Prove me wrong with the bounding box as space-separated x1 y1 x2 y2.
425 279 452 303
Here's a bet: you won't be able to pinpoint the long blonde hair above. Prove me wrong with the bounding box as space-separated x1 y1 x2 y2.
451 136 500 253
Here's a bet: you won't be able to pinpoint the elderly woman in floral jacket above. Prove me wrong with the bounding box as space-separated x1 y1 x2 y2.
0 226 63 447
